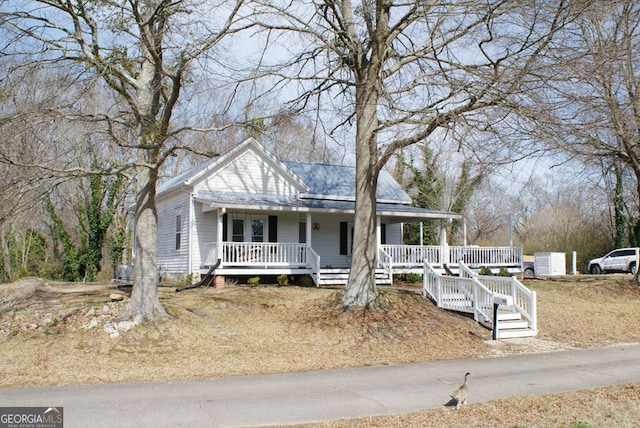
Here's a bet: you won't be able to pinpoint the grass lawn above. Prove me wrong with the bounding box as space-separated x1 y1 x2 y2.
1 274 640 427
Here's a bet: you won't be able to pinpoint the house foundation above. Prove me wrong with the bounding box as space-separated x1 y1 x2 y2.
214 275 225 289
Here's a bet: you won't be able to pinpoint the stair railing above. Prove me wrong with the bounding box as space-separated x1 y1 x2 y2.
377 247 393 285
422 261 441 304
424 261 494 324
460 262 537 334
459 262 497 324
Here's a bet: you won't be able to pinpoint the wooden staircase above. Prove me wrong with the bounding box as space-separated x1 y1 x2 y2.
424 261 537 339
480 309 536 339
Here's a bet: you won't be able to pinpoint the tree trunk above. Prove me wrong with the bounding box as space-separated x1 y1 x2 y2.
1 228 13 282
613 162 626 248
120 1 168 322
342 75 380 308
121 160 168 322
340 0 391 309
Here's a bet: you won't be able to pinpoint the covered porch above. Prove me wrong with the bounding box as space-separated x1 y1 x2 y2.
200 241 524 286
195 195 523 286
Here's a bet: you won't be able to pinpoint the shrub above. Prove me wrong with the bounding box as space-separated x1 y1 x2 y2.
479 266 493 276
247 276 261 286
175 273 194 287
404 272 422 283
277 274 289 286
498 267 511 277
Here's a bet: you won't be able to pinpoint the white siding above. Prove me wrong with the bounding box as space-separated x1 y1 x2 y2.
308 213 354 268
157 191 190 275
195 150 299 197
386 223 403 245
275 212 299 243
192 203 218 272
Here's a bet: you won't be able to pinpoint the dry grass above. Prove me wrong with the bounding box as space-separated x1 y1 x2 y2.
292 383 640 428
1 274 640 427
0 278 488 387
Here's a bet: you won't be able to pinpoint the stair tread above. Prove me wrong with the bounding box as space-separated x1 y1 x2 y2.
498 320 530 329
497 328 537 339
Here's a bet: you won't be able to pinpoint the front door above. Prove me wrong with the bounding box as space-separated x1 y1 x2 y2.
231 216 267 242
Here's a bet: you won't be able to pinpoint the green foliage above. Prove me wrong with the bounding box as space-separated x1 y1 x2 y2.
175 274 194 287
247 276 261 286
450 161 482 243
498 267 511 277
479 266 493 276
613 163 626 248
81 171 123 280
0 228 50 282
395 145 481 245
46 197 84 281
46 168 124 282
109 215 131 265
396 272 422 283
244 118 269 140
569 422 593 428
277 274 289 286
396 145 443 245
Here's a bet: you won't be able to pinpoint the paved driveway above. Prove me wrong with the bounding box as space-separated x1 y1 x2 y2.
2 343 640 427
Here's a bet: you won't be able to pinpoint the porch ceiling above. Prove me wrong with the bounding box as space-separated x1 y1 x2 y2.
194 192 461 222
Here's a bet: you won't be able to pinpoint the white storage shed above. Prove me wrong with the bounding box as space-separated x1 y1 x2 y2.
534 252 566 276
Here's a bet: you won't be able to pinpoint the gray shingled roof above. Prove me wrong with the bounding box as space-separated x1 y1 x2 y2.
283 161 411 203
156 146 411 204
194 191 461 220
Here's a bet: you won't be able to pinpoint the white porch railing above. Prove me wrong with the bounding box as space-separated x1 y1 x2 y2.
381 244 522 267
382 245 441 266
450 246 522 267
203 242 311 267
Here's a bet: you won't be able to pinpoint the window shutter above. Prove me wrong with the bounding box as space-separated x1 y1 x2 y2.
222 213 228 241
340 222 348 255
268 216 278 242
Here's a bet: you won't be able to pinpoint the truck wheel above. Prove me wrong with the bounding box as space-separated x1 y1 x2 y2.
590 265 602 275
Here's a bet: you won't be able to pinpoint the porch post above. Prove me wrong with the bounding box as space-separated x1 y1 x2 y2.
217 208 225 267
440 221 449 266
462 218 467 246
376 216 381 265
306 212 312 247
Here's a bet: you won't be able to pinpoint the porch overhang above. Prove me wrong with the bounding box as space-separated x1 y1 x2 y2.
193 192 461 222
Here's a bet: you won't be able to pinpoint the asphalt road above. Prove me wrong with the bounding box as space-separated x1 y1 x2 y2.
2 343 640 428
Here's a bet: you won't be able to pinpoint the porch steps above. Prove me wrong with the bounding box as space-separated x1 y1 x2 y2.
423 261 537 339
318 268 392 286
480 310 537 339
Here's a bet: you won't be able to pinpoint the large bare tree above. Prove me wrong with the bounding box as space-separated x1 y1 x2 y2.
1 0 248 321
534 0 640 245
251 0 578 308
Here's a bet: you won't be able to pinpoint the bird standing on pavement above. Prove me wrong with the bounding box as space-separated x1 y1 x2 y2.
450 372 470 410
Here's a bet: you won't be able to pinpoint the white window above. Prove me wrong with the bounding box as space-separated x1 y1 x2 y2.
230 216 267 242
232 219 244 242
251 219 264 242
175 215 182 251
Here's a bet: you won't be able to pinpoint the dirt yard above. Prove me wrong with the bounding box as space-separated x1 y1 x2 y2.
1 274 640 427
